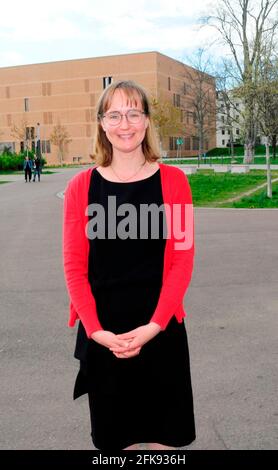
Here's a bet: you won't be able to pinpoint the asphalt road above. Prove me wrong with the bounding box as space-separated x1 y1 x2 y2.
0 167 277 450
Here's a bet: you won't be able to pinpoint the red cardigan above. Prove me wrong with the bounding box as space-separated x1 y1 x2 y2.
63 162 195 338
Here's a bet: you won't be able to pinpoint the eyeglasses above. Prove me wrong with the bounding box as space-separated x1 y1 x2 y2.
101 109 146 126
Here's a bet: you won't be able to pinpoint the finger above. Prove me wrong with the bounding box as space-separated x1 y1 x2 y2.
109 344 132 352
116 331 137 339
110 338 135 351
113 348 141 358
113 339 131 348
124 338 141 349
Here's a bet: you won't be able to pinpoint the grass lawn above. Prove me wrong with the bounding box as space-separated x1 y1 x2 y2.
222 182 278 208
188 170 278 208
163 156 278 165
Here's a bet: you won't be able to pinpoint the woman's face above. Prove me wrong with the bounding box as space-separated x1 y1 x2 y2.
101 89 149 155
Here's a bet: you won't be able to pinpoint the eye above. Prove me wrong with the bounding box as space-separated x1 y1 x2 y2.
108 113 120 120
129 110 141 118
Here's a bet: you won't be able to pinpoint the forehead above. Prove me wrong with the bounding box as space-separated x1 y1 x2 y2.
105 88 143 111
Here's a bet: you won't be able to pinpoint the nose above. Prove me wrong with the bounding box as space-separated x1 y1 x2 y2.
119 114 130 129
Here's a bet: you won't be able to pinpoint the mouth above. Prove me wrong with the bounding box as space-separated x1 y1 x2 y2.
118 134 134 140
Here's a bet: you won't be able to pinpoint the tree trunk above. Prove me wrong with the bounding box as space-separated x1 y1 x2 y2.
272 135 276 159
244 141 254 164
58 148 63 166
198 129 203 160
265 137 272 198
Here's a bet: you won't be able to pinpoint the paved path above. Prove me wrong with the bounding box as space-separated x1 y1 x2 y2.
219 177 278 203
0 168 277 450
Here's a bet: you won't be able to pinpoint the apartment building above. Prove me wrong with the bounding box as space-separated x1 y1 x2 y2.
0 51 216 164
216 91 244 148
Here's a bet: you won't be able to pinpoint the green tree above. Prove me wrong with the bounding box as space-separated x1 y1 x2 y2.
150 96 185 155
204 0 278 163
256 54 278 197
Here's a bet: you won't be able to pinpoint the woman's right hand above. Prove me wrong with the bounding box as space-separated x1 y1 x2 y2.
91 330 140 358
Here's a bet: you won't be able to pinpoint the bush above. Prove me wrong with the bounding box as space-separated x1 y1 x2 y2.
0 153 23 170
0 152 47 171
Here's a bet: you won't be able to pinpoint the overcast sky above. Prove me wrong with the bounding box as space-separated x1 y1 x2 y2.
0 0 223 68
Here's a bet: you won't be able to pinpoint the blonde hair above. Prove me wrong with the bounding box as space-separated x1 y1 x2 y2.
92 80 160 166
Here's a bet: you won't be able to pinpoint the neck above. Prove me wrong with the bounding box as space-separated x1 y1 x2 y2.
111 149 146 170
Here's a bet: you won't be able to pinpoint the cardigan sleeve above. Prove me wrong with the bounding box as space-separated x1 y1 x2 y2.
63 177 103 338
150 171 195 330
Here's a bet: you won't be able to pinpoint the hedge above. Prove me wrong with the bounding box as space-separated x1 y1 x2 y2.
0 152 47 171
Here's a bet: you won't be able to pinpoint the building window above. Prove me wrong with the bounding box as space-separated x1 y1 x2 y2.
222 139 225 145
0 141 15 153
186 111 190 124
184 137 191 150
24 98 29 112
236 129 240 135
221 115 224 123
192 136 199 150
103 76 113 89
169 136 174 150
42 140 51 154
222 129 225 135
173 94 181 107
168 77 171 91
26 127 35 140
183 83 187 94
193 112 197 124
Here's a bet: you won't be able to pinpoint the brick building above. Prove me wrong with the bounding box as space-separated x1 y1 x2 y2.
0 51 216 164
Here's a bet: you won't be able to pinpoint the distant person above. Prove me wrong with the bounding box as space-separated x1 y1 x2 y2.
23 156 33 183
33 154 42 182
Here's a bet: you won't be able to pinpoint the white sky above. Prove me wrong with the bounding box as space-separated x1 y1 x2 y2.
0 0 224 68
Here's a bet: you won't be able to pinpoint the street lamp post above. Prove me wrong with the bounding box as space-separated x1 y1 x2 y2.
36 122 42 157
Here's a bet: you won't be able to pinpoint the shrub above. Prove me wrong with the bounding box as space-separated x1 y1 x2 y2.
0 152 47 171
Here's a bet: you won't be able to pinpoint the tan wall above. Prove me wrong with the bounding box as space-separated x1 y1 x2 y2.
0 51 216 164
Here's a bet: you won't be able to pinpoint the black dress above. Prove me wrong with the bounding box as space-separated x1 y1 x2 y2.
73 168 196 451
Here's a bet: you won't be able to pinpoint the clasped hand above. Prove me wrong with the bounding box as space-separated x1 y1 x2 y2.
91 322 161 359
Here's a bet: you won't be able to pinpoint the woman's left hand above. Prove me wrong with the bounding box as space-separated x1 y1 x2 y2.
110 322 161 359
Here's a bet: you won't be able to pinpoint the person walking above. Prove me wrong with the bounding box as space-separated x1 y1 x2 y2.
33 154 42 182
23 156 33 182
63 80 196 451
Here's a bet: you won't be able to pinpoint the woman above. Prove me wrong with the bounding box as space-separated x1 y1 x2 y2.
63 80 196 451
